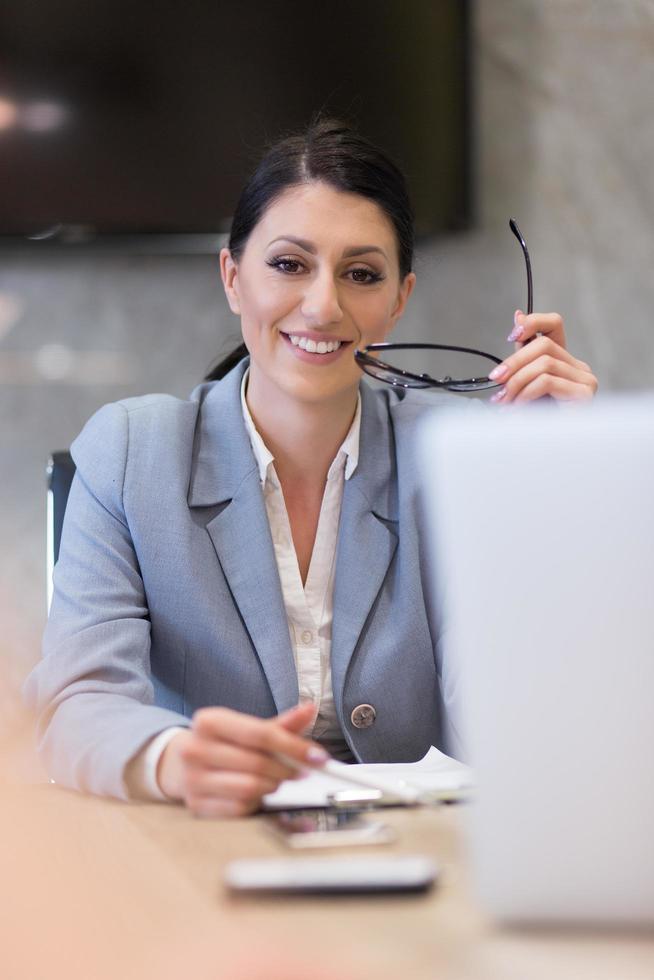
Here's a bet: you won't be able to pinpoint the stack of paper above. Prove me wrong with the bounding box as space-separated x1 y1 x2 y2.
263 746 474 810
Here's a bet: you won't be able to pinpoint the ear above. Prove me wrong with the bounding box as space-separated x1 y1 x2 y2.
387 271 417 334
219 247 241 315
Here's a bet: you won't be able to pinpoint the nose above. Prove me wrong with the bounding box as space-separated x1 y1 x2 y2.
300 272 343 329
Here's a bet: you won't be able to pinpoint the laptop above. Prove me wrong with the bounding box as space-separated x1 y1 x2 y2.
418 395 654 925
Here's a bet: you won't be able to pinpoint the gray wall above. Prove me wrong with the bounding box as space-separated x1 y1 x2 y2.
2 1 653 681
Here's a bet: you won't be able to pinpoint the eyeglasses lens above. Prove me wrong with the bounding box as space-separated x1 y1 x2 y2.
362 347 498 391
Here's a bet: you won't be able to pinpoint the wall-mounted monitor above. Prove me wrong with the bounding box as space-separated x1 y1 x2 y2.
0 0 471 246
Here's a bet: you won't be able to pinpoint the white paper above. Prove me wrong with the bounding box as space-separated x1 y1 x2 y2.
262 746 474 811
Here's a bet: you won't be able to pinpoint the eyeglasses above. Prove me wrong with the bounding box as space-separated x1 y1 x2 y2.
354 218 533 393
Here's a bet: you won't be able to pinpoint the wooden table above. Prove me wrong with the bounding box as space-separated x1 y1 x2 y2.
1 783 652 980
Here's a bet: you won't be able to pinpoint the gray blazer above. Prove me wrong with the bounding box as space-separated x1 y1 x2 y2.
25 358 465 800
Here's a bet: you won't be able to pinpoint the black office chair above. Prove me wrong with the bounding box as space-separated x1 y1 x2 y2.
46 451 76 611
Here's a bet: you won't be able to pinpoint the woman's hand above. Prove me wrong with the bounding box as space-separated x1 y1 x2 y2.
157 702 325 817
488 310 598 403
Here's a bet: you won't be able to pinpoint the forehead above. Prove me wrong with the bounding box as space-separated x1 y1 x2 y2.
250 181 397 253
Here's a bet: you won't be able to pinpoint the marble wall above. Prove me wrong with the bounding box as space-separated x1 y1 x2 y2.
474 0 654 389
2 1 653 677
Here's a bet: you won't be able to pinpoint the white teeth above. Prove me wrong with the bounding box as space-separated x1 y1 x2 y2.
287 334 343 354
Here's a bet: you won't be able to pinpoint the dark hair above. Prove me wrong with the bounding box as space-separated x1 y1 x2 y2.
205 115 415 381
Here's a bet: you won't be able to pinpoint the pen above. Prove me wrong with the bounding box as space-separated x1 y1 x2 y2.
276 752 423 805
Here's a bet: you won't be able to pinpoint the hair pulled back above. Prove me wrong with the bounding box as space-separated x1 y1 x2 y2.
206 115 415 381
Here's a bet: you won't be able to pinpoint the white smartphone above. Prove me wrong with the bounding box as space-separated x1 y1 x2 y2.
264 809 395 848
224 855 439 895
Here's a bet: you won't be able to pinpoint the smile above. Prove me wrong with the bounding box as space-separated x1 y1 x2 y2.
279 331 352 363
288 334 342 354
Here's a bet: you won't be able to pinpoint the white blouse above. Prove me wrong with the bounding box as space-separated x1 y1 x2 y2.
240 370 360 759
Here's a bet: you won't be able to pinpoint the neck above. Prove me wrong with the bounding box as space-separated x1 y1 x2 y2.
245 364 358 487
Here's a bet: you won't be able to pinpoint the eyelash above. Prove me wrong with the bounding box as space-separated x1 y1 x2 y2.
266 256 385 285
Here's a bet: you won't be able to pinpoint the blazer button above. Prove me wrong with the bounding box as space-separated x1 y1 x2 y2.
350 704 376 729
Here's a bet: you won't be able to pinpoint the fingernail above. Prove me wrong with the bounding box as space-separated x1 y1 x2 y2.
306 746 329 765
488 363 508 381
514 309 523 324
507 324 524 342
490 386 507 403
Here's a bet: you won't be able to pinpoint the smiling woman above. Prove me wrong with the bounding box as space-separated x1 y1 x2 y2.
221 181 414 415
25 116 597 817
205 118 415 384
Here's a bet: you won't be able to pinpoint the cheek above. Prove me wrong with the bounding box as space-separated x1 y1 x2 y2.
239 280 299 339
357 299 396 343
238 300 280 348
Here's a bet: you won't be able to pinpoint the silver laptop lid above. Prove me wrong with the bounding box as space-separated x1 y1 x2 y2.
419 396 654 924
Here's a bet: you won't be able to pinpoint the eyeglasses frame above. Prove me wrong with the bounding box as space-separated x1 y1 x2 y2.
353 217 534 392
354 341 504 391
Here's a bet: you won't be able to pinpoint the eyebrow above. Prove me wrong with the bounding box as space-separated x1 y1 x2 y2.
266 236 388 260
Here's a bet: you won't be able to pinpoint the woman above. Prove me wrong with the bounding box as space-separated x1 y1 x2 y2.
25 118 598 817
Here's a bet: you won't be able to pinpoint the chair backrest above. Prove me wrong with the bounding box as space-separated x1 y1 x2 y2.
46 451 77 611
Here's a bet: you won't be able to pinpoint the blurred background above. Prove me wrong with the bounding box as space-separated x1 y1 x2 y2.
1 0 653 689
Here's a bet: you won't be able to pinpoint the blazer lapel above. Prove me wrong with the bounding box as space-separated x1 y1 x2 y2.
330 383 399 709
187 361 299 713
205 482 299 713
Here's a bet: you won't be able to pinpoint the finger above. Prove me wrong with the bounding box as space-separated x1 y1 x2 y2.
192 706 328 766
185 769 280 803
276 701 318 734
491 353 597 404
490 335 587 385
513 335 583 371
511 373 596 404
180 738 302 783
509 310 567 348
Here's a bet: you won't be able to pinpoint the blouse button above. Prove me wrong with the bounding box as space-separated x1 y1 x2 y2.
301 629 313 645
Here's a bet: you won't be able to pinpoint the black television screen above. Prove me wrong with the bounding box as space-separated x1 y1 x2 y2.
0 0 470 241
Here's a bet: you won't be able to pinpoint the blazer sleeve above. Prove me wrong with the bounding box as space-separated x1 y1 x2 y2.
23 401 190 800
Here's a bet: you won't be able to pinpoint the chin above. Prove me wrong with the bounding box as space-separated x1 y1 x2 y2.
281 372 358 405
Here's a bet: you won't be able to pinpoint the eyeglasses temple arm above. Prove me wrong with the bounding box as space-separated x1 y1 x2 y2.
509 218 533 315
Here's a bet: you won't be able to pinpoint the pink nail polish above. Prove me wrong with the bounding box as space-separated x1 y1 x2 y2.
488 364 507 381
307 746 329 765
490 386 507 403
507 324 524 343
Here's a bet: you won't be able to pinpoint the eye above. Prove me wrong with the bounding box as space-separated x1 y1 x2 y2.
348 267 384 285
266 257 305 275
266 256 384 285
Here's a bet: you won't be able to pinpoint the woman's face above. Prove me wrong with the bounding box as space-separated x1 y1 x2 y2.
220 181 416 406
